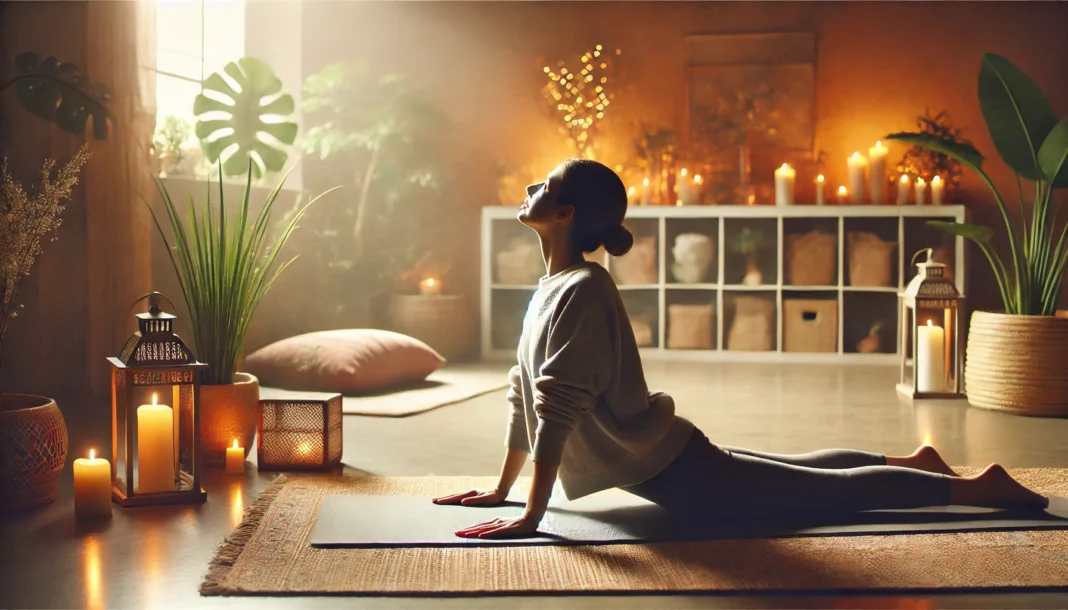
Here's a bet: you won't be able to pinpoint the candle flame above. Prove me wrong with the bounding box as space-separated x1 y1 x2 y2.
932 175 942 185
838 185 848 195
152 393 157 406
627 186 635 195
642 177 649 186
900 174 909 184
89 449 95 461
916 177 926 186
680 168 688 177
876 140 884 148
232 439 239 449
693 174 702 184
817 174 825 183
851 151 861 159
780 163 790 170
927 319 933 327
424 278 436 287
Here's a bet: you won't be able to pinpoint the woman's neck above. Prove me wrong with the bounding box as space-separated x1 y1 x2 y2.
539 234 584 277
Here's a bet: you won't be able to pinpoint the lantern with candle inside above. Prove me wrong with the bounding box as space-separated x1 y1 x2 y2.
419 277 443 296
257 392 343 470
108 292 207 506
897 249 965 400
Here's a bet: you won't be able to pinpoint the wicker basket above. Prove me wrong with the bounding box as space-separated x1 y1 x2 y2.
964 311 1068 416
388 294 475 360
667 304 715 350
258 393 343 470
0 395 68 512
783 299 838 353
727 296 775 351
785 231 836 286
847 231 896 287
611 236 658 285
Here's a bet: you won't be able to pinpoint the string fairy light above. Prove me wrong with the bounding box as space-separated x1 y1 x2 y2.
541 43 619 156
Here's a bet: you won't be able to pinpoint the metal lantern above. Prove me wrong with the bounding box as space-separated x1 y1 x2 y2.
109 292 207 506
897 249 965 399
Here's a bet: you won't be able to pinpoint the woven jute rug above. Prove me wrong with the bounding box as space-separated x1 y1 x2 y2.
201 469 1068 596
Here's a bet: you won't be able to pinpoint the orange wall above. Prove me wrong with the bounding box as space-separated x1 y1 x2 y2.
302 1 1068 316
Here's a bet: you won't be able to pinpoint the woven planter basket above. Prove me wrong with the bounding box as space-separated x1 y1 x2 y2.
201 373 260 466
965 311 1068 416
0 395 68 512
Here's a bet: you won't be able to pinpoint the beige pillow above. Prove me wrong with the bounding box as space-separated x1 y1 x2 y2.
245 329 446 395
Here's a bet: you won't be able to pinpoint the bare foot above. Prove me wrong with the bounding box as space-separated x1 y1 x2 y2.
887 445 960 476
956 464 1050 510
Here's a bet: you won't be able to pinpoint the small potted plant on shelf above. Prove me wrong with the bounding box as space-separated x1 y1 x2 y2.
728 226 770 286
888 53 1068 416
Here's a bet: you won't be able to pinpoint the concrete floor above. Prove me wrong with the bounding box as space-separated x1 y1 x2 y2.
3 361 1068 609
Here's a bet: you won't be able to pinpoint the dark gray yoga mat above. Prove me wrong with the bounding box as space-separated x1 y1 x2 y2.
310 492 1068 548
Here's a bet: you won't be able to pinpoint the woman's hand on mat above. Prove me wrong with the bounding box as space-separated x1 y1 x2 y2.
432 489 508 506
454 514 541 539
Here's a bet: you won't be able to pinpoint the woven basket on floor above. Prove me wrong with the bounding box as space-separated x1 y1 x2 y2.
965 311 1068 416
387 294 475 360
0 395 68 512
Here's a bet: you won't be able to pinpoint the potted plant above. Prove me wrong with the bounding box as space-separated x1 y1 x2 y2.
0 52 107 511
728 226 770 286
888 53 1068 416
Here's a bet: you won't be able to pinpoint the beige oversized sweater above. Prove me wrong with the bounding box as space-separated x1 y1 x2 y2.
505 261 694 500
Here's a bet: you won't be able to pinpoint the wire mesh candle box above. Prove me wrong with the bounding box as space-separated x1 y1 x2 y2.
783 299 838 353
258 393 343 470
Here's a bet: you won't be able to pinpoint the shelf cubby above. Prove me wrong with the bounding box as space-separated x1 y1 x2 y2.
723 290 778 352
619 289 660 349
724 217 779 286
842 291 899 355
844 217 900 289
665 288 717 350
665 217 719 285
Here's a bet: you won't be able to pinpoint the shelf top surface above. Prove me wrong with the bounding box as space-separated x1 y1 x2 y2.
484 204 965 220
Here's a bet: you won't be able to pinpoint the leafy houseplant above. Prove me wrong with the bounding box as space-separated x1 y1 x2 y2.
153 114 193 177
887 53 1068 415
728 226 770 285
148 162 337 462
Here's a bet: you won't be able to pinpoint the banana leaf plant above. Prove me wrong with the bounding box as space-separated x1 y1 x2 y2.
887 54 1068 316
0 52 111 140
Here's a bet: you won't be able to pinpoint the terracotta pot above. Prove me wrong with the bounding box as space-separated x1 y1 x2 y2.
965 311 1068 416
0 394 68 512
199 373 259 466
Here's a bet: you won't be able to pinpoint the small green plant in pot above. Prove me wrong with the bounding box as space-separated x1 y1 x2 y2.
728 226 770 286
148 163 338 464
887 53 1068 416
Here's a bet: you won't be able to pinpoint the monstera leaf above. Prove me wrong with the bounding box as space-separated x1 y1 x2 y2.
193 57 298 178
10 52 111 140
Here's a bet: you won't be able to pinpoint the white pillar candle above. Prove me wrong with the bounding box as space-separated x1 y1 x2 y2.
815 174 825 206
915 177 927 206
640 177 651 206
896 175 910 205
627 186 637 205
868 141 889 204
847 152 868 204
931 175 944 206
916 320 946 393
137 394 175 494
836 185 849 205
676 168 693 205
419 277 442 296
225 439 245 474
73 449 111 518
692 174 703 205
774 163 796 206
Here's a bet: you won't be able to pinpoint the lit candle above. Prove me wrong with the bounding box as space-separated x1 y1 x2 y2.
677 168 699 205
847 152 868 204
896 175 910 205
73 449 111 518
916 320 946 393
931 175 944 206
774 163 796 206
419 277 442 296
915 177 927 206
640 177 651 206
693 174 703 205
137 394 174 494
868 141 889 204
836 185 849 205
815 174 825 206
226 439 244 474
627 185 637 205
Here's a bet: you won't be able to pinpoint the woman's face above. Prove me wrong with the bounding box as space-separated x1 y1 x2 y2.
517 168 573 231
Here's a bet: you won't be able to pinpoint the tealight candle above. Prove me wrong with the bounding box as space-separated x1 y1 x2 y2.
896 175 910 205
847 152 868 204
774 163 796 206
226 439 244 474
931 175 944 206
868 141 889 204
137 394 174 494
419 277 442 296
815 174 826 206
915 177 927 206
73 449 111 518
837 185 849 205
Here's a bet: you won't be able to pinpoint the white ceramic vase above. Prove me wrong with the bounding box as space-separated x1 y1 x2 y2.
671 233 714 284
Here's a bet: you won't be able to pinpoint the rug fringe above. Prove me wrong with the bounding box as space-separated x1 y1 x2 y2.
200 474 289 596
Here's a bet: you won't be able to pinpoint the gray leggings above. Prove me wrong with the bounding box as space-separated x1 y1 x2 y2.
623 427 951 521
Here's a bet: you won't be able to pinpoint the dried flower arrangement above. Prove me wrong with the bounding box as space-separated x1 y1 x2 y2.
0 145 91 391
893 109 973 199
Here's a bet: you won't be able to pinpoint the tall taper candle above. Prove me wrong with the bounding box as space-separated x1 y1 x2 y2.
868 141 889 204
931 175 944 206
847 152 868 204
915 177 927 206
815 174 826 206
774 163 796 206
896 175 910 205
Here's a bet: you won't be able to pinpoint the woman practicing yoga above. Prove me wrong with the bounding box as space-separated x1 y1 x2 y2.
433 159 1049 539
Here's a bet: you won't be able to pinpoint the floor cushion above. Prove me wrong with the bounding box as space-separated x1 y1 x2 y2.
244 329 446 395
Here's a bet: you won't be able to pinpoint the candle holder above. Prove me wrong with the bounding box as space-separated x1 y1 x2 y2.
257 392 343 470
897 249 965 399
108 292 208 507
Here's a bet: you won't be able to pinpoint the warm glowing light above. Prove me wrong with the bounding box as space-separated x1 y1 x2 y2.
595 44 603 51
298 442 311 455
838 185 848 195
615 48 622 55
89 449 96 461
84 535 103 610
851 151 861 159
817 174 825 183
680 168 688 177
232 439 239 449
151 393 157 406
543 66 550 73
230 483 244 529
932 175 942 185
874 140 886 150
900 174 909 184
694 174 702 184
643 177 650 186
927 319 933 327
600 63 607 69
600 77 607 84
916 177 926 186
627 186 636 195
780 163 790 171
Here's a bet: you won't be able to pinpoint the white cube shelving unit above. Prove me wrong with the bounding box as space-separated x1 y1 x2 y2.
481 204 966 364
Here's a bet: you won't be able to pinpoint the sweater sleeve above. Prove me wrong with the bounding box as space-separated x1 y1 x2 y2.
504 365 531 453
531 282 616 465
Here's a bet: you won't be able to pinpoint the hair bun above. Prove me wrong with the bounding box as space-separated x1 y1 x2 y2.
602 224 634 257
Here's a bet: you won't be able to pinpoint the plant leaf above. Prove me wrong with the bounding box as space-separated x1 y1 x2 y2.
885 132 985 172
927 220 995 243
1037 117 1068 188
193 57 298 178
13 52 112 140
977 53 1059 181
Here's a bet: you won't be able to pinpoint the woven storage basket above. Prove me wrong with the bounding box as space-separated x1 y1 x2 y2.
611 236 658 285
388 294 475 360
847 231 896 287
727 296 775 351
786 231 836 286
0 395 67 512
783 299 838 353
965 311 1068 416
667 304 715 350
